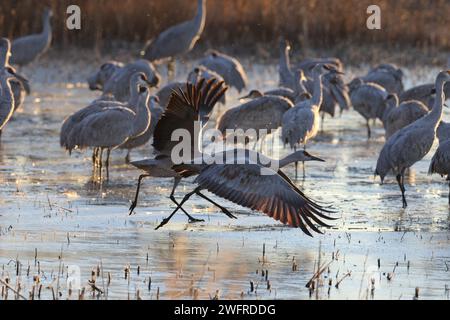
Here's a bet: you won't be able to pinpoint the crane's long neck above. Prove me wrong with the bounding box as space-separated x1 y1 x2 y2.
193 0 206 33
427 78 446 128
0 48 9 67
279 43 293 79
279 152 302 168
42 13 52 40
131 95 151 137
311 71 323 108
128 83 141 107
0 77 15 130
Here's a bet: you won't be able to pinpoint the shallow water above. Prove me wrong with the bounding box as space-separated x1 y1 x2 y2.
0 59 449 300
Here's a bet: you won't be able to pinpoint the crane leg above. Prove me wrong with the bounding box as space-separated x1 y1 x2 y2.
321 113 325 132
302 144 307 180
98 148 104 182
129 174 150 215
195 190 237 219
155 187 199 230
366 120 371 139
92 148 98 176
105 148 111 181
396 173 407 208
293 146 298 180
169 177 204 223
447 178 450 207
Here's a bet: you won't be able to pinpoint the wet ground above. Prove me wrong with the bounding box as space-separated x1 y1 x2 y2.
0 58 449 300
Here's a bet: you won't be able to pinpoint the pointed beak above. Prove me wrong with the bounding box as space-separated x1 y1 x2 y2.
238 93 251 100
310 155 325 162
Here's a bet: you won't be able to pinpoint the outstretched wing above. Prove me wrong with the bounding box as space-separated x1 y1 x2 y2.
189 163 336 236
152 78 227 156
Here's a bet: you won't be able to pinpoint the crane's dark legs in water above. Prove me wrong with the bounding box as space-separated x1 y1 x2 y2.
294 146 298 180
105 148 111 181
396 171 407 208
155 186 238 229
366 120 371 139
155 187 200 230
302 144 307 180
128 176 202 222
447 176 450 207
98 148 104 181
170 177 203 222
195 190 237 219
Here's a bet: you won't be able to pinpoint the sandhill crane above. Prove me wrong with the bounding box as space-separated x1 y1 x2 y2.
281 64 335 178
349 78 389 139
0 67 26 135
88 59 160 102
199 50 248 92
358 64 404 95
87 61 124 91
187 66 226 104
10 8 52 66
132 78 334 233
0 38 30 114
169 147 333 235
61 73 152 179
399 84 435 109
382 94 429 139
437 121 450 143
128 78 233 220
429 135 450 205
375 70 450 208
141 0 206 79
278 39 349 124
216 90 293 149
120 98 164 162
156 81 186 108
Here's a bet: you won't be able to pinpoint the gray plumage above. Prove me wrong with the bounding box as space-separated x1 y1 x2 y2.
217 92 292 143
359 64 404 95
119 98 164 160
382 94 429 139
128 79 230 220
281 64 329 149
100 59 161 102
199 50 248 92
349 79 389 138
173 148 333 235
278 39 349 118
141 0 206 62
0 68 19 131
87 61 124 91
429 139 450 205
10 8 52 66
61 73 152 179
375 70 450 208
399 82 450 110
436 121 450 143
0 38 30 113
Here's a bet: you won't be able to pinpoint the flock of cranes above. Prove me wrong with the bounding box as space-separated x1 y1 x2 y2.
1 3 450 236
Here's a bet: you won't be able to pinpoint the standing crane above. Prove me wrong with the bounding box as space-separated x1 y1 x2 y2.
375 70 450 208
141 0 206 79
10 8 52 66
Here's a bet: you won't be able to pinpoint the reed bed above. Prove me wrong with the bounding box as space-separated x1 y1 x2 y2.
0 0 448 55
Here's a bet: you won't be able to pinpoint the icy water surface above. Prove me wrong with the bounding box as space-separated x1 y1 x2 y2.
0 59 449 300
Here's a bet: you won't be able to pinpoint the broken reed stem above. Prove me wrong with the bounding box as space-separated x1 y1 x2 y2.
0 278 27 300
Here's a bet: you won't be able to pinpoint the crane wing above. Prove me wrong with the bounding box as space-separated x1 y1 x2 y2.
191 163 336 236
152 78 227 156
